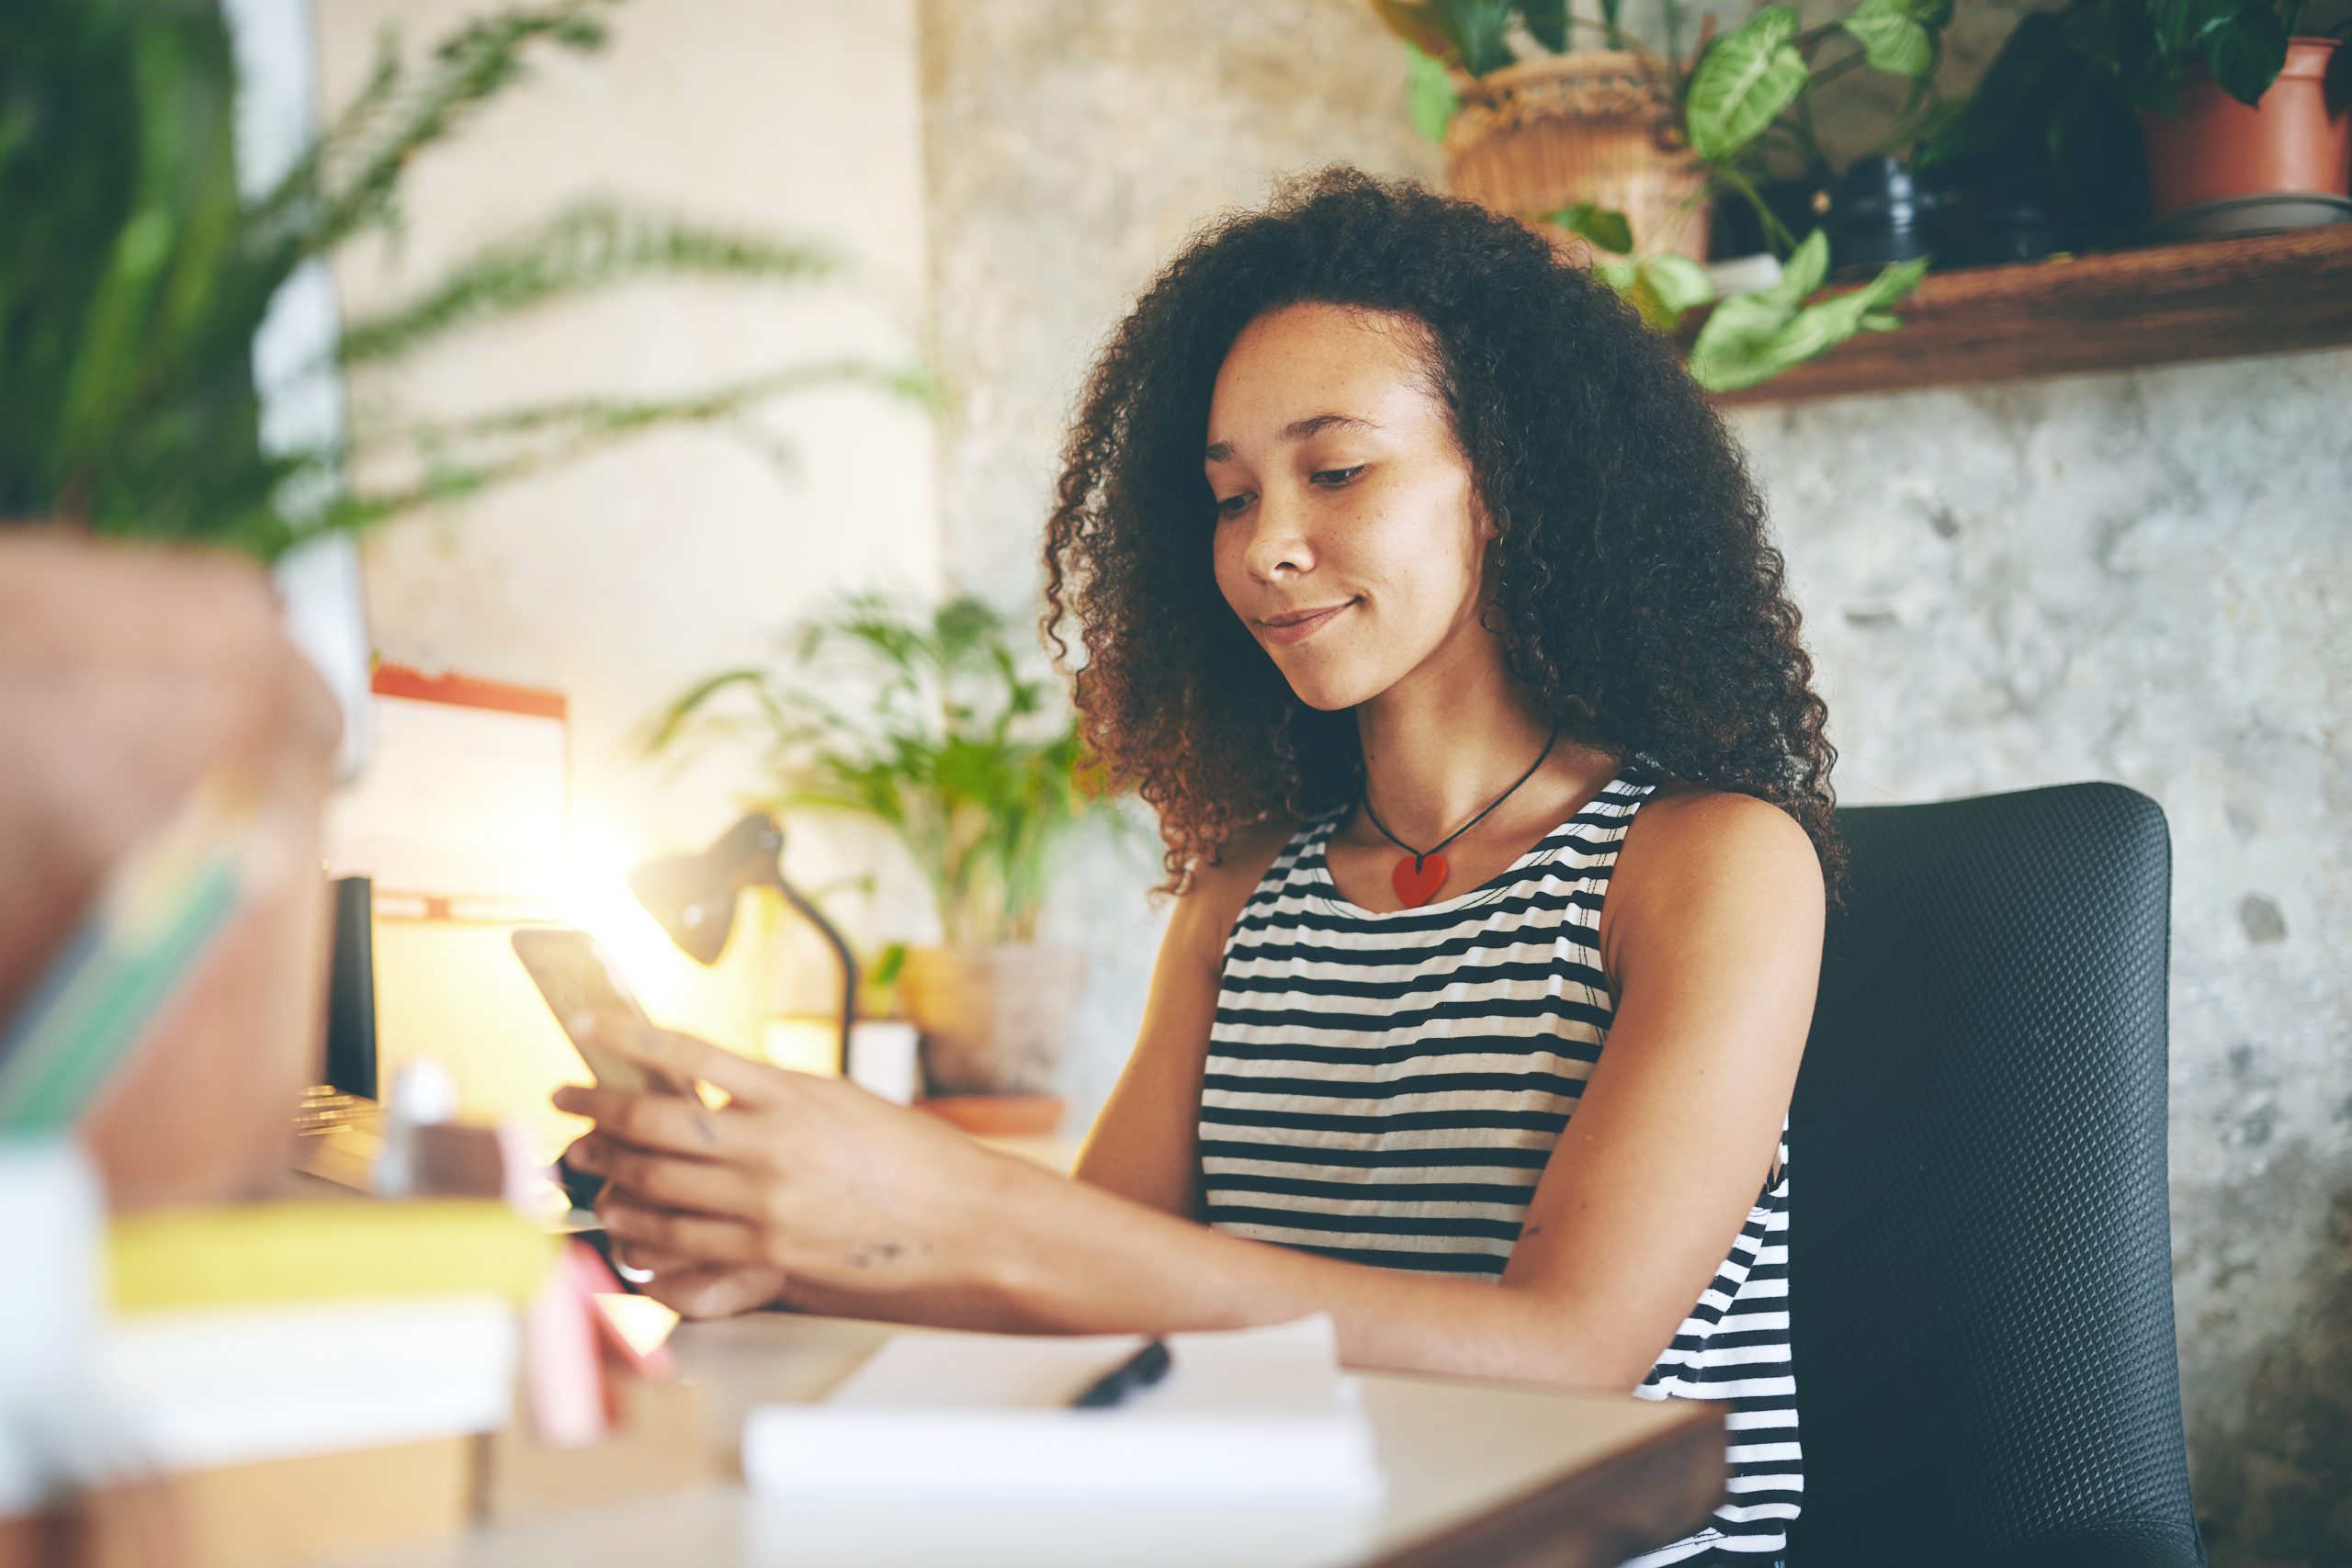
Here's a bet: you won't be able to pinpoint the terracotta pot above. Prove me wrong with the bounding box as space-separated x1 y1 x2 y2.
1443 51 1712 264
2138 38 2351 220
897 942 1087 1096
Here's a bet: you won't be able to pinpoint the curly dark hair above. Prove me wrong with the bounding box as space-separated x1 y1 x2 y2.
1042 166 1843 904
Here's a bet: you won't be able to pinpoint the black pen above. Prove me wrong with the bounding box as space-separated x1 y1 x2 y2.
1069 1337 1172 1409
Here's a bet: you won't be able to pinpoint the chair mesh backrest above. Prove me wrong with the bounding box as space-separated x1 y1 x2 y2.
1786 784 2203 1567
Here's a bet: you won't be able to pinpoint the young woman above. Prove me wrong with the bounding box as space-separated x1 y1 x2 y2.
558 168 1834 1566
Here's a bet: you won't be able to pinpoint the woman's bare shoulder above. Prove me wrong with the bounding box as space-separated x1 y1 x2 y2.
1605 782 1822 964
1623 781 1818 868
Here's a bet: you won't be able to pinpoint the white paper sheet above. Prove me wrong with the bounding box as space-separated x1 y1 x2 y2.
742 1315 1385 1507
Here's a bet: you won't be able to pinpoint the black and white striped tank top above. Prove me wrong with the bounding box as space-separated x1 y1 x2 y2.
1199 756 1801 1565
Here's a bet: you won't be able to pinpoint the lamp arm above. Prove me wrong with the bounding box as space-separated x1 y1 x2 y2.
763 869 860 1079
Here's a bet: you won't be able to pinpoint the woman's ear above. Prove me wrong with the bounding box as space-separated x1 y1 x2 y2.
1476 497 1504 545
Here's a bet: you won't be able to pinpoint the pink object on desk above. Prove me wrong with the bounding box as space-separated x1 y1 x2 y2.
521 1241 612 1448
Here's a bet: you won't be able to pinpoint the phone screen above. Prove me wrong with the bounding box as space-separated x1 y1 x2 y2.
511 928 690 1096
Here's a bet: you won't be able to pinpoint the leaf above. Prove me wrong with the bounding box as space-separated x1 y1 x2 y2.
1405 41 1461 141
1854 251 1932 310
1368 0 1460 62
1684 6 1810 162
1541 200 1634 254
1686 244 1925 393
1521 0 1569 52
339 203 840 365
2150 0 2240 61
1761 228 1830 311
1911 11 2070 172
2122 56 2181 115
1686 292 1793 390
2203 5 2290 106
1840 0 1952 79
1437 0 1516 76
1640 254 1717 317
1603 252 1717 332
643 667 772 754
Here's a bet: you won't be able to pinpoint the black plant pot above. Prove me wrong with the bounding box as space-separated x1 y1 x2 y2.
1826 154 1939 281
1707 170 1831 261
1919 164 2074 271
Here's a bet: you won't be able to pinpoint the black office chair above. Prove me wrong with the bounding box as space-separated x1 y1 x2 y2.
1785 783 2205 1568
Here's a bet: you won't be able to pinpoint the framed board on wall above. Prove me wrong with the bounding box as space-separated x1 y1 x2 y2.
323 665 570 919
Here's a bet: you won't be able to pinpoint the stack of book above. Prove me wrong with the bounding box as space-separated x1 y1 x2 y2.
94 1199 555 1568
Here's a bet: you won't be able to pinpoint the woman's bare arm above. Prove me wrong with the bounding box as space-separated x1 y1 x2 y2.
564 791 1822 1393
1069 821 1291 1217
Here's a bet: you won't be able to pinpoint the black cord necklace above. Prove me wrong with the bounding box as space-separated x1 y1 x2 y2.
1361 727 1559 908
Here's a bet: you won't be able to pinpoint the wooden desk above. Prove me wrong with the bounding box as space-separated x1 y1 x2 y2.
336 1315 1724 1568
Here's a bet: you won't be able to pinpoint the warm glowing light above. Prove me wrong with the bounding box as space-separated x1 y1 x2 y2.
762 1018 840 1076
561 825 699 1014
592 1292 680 1364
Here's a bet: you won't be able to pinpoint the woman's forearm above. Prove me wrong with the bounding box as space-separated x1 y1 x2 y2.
919 1150 1656 1393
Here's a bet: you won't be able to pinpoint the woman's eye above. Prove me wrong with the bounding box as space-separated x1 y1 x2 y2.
1311 465 1367 488
1214 492 1253 518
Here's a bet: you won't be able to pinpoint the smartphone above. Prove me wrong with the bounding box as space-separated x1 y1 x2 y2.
511 928 692 1097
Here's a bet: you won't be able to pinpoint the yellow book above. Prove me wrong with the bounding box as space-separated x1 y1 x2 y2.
109 1199 557 1314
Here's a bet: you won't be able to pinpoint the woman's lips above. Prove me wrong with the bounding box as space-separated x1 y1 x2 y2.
1259 599 1354 647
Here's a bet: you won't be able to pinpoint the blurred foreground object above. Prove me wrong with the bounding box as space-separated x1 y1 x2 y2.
0 532 338 1207
3 1197 705 1567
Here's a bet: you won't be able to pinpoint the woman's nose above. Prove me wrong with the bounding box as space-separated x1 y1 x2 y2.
1243 491 1315 581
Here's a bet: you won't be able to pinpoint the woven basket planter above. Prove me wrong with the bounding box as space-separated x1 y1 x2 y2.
1443 51 1712 264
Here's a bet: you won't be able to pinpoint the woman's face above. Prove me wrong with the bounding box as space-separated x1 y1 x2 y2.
1205 302 1492 713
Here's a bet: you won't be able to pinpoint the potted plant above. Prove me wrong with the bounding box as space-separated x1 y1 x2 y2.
1374 0 1716 260
1373 2 1955 254
1369 3 1947 392
2134 15 2349 226
1917 3 2352 246
647 592 1132 1100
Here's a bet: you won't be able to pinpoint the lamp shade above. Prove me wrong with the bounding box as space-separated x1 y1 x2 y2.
627 813 859 1077
626 814 786 965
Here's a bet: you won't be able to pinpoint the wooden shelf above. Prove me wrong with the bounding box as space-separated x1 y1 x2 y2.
1690 221 2352 406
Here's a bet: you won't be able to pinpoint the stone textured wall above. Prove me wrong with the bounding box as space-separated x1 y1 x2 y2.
1738 355 2352 1566
915 2 2352 1561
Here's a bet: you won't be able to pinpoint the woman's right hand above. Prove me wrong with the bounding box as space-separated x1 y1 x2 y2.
627 1250 792 1319
594 1180 788 1318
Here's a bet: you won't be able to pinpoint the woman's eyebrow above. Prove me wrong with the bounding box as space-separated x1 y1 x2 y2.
1204 412 1383 463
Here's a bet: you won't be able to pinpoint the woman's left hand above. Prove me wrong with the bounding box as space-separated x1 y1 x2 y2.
553 1021 1012 1297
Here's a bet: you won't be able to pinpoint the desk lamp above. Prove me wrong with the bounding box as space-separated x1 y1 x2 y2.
628 814 858 1076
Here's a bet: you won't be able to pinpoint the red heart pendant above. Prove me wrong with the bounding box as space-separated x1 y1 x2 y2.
1391 852 1450 908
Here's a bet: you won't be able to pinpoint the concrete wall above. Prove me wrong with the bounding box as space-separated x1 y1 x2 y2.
912 2 2351 1561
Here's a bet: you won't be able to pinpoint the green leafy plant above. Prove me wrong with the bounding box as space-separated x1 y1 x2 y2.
1676 231 1926 391
1376 1 1953 185
0 0 922 560
1368 4 1944 392
1914 1 2346 246
646 592 1131 948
